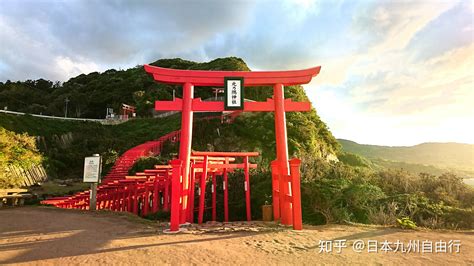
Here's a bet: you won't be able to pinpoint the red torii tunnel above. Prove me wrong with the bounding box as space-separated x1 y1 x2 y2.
144 64 321 231
190 151 259 224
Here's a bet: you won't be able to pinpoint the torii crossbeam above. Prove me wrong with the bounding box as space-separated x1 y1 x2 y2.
144 64 321 231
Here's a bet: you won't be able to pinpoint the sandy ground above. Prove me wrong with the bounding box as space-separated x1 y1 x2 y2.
0 207 472 265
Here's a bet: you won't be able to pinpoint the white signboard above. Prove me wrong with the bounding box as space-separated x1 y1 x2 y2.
224 77 244 110
83 156 101 183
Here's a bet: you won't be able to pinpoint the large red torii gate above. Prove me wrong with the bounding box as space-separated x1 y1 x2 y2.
144 64 321 231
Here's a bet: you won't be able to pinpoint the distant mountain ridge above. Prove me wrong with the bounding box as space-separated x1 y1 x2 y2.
338 139 474 174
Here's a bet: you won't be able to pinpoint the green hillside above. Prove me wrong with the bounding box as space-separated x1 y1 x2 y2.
0 57 339 180
0 113 180 180
339 139 474 177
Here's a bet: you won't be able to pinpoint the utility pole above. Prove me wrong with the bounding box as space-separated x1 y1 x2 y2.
64 97 70 118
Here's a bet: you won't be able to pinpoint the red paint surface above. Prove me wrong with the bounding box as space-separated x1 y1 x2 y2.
144 64 320 86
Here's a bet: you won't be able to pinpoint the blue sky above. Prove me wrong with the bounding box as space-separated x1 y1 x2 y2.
0 0 472 145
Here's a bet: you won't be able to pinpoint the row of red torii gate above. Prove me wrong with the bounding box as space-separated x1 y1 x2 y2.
143 64 321 232
42 64 321 232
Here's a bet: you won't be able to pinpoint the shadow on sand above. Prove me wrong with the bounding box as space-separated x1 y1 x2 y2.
0 207 268 264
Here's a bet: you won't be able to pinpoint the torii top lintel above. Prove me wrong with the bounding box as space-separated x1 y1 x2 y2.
144 64 321 86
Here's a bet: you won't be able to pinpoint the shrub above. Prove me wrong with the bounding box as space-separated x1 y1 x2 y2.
0 127 43 188
397 217 417 229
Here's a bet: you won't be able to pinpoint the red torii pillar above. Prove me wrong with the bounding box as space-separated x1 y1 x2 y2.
144 64 321 230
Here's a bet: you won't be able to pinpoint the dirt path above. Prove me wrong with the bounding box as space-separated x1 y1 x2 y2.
0 207 472 265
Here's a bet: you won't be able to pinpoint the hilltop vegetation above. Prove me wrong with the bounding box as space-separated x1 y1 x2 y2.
0 57 338 182
1 57 258 118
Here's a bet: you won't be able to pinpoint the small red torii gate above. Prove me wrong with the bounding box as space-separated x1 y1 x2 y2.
190 151 259 224
121 103 136 120
144 64 321 231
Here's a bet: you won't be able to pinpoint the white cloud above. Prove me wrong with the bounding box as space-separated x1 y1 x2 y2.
306 82 474 146
304 1 473 145
372 2 455 53
54 56 100 80
0 0 255 81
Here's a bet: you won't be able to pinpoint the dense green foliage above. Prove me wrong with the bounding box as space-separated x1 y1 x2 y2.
308 142 474 230
0 113 180 180
0 127 43 188
0 57 250 118
339 139 474 177
299 155 474 229
338 152 373 168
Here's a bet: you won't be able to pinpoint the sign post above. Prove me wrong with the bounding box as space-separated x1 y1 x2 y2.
224 77 244 110
83 154 101 211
